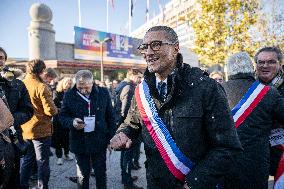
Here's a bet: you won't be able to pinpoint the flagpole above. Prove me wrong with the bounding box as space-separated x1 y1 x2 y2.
106 0 109 32
78 0 82 26
157 0 164 24
129 0 132 35
146 0 149 23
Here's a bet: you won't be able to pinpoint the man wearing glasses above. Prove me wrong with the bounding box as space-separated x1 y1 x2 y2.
110 26 242 189
254 47 284 187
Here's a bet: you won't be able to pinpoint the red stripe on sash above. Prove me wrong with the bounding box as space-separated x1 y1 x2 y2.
275 154 284 186
275 146 284 183
235 86 270 128
134 87 185 181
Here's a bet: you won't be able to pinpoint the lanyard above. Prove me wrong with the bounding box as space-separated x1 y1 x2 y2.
77 91 91 116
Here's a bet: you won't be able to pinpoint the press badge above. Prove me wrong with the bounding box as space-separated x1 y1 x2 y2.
84 116 96 133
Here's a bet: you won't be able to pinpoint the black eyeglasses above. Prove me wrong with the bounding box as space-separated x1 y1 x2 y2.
256 59 279 66
0 55 5 61
137 40 176 53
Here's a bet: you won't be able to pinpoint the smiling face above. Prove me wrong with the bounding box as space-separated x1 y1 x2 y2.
141 31 179 77
256 51 281 83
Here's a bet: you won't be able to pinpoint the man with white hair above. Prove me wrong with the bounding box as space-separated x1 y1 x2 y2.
59 70 116 189
222 52 284 189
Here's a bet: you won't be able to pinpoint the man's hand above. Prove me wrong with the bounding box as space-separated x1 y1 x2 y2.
184 183 191 189
107 144 112 155
110 132 132 149
73 118 85 130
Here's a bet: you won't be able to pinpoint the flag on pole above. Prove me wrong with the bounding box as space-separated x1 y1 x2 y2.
146 0 149 22
129 0 133 34
106 0 115 32
109 0 115 10
131 0 134 16
157 0 165 23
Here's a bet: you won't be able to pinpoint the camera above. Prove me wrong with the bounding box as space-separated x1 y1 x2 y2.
9 126 29 155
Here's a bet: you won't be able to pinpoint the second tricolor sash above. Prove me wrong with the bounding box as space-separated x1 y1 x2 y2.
274 145 284 189
231 80 270 128
135 79 194 182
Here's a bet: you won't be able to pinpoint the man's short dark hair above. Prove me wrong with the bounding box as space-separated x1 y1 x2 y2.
0 47 7 61
44 68 58 79
146 26 179 43
254 46 283 63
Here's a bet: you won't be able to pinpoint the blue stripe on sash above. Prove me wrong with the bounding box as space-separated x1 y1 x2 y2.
142 80 194 169
231 81 260 116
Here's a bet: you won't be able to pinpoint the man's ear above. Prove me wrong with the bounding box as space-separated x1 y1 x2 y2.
174 43 179 53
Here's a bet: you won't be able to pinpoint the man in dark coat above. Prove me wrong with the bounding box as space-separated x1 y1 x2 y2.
0 47 34 189
114 69 143 189
254 46 284 187
222 52 284 189
110 26 242 189
59 70 116 189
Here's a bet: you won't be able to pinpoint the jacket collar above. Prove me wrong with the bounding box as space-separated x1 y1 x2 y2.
271 66 284 88
72 84 99 100
0 76 11 88
71 84 99 114
25 73 44 83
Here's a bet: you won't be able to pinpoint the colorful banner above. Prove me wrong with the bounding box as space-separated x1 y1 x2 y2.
74 26 145 64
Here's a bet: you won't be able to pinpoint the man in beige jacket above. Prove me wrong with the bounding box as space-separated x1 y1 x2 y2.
20 59 57 189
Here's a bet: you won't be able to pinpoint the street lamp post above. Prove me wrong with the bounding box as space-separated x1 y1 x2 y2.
94 38 112 82
100 42 103 82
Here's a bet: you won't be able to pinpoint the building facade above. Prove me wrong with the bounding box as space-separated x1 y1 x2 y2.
131 0 199 67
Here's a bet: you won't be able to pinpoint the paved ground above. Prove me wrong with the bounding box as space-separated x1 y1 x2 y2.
30 145 147 189
29 144 275 189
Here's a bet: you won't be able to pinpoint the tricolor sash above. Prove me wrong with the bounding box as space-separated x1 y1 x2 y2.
231 80 270 128
270 129 284 189
135 79 194 182
231 81 283 187
274 145 284 189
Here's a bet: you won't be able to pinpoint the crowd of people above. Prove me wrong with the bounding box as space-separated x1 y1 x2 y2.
0 25 284 189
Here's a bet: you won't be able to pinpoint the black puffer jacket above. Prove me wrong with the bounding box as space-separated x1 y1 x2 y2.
119 56 242 189
222 73 284 189
0 76 33 188
0 77 34 131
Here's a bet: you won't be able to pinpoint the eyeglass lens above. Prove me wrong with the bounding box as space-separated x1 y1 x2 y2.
138 41 162 52
257 60 278 65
